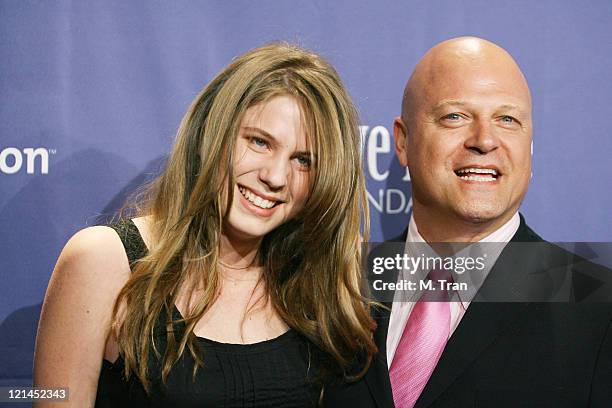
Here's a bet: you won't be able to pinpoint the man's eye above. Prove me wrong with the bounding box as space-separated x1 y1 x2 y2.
439 113 465 127
499 115 521 128
444 113 462 121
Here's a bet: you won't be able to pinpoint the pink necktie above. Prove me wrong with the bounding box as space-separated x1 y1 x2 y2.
389 268 451 408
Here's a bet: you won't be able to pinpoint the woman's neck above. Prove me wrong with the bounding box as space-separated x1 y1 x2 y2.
218 231 262 274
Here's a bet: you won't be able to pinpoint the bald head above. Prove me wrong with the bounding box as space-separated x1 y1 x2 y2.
393 36 533 242
402 37 531 123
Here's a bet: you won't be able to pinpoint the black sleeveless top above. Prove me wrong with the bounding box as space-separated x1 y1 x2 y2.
95 219 322 407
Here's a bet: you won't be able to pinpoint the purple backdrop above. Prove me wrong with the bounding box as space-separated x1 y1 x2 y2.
1 0 612 390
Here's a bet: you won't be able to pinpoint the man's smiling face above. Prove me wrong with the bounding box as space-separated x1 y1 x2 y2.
395 38 532 234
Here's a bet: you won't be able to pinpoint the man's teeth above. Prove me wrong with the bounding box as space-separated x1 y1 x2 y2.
456 168 498 175
459 175 496 182
456 168 498 182
238 187 276 209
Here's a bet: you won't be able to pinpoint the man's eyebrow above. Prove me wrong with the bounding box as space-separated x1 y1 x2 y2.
496 104 522 112
432 101 525 113
431 100 468 111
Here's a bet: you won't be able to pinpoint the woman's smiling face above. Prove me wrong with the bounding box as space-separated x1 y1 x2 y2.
222 95 313 243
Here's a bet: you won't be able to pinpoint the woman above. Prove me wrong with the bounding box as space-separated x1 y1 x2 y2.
33 43 376 407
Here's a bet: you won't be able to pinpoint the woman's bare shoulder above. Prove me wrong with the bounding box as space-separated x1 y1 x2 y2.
58 226 131 279
131 215 154 250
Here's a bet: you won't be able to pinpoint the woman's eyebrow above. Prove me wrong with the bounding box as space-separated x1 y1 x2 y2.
242 126 314 156
241 126 276 142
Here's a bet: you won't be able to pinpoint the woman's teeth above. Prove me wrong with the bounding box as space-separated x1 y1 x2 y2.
239 186 276 209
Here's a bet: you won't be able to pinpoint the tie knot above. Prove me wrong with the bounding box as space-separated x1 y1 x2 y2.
420 267 453 302
428 267 452 282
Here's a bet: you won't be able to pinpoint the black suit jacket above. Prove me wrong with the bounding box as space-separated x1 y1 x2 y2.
325 216 612 407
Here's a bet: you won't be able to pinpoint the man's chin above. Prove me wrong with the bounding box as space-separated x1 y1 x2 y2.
453 202 508 225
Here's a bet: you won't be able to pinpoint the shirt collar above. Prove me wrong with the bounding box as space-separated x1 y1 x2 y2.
407 212 520 244
404 212 521 307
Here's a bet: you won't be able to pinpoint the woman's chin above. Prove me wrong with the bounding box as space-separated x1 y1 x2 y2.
222 219 276 243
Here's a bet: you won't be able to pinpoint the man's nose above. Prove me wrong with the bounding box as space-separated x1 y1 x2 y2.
259 157 288 191
465 119 500 154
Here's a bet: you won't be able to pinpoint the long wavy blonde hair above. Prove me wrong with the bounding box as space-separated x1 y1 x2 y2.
113 42 376 391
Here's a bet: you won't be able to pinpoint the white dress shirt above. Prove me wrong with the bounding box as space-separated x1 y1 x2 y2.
386 212 521 367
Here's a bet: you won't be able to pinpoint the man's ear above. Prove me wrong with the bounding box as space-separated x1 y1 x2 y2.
393 116 409 167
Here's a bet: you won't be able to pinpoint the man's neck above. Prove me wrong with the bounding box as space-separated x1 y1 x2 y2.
412 206 519 243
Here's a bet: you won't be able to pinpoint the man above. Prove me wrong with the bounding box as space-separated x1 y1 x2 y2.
325 37 611 407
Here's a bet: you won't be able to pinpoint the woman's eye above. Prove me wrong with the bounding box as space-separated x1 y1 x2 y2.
295 155 312 169
250 137 269 148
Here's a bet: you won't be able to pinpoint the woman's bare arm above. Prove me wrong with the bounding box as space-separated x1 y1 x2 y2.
33 226 131 407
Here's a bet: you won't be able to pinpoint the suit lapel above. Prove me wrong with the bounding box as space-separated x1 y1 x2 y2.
414 301 530 407
415 217 538 408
